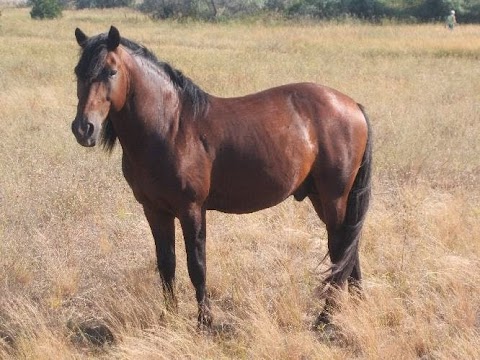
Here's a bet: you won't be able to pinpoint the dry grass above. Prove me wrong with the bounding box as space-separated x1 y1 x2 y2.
0 7 479 359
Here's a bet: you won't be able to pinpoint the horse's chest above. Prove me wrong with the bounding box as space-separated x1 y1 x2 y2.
121 158 170 208
121 155 206 212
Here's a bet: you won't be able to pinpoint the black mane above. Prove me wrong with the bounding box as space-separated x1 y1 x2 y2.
74 32 209 152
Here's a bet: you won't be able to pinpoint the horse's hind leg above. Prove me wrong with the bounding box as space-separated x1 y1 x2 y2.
308 194 360 325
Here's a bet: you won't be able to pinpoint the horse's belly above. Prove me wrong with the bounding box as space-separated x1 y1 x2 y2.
206 167 301 214
206 189 287 214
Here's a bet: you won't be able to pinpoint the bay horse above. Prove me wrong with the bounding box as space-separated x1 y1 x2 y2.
72 26 372 328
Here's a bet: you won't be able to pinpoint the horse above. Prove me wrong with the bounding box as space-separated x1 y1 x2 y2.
71 26 372 328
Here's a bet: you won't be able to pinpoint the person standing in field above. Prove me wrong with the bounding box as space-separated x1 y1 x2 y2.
446 10 457 30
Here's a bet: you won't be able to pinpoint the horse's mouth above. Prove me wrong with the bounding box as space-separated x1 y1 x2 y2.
76 137 96 147
72 127 97 147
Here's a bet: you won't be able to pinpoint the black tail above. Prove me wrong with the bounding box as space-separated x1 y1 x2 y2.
325 104 372 285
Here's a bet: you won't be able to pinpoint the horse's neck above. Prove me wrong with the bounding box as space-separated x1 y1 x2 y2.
114 57 181 161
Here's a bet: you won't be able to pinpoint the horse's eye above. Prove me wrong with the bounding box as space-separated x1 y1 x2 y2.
101 69 117 79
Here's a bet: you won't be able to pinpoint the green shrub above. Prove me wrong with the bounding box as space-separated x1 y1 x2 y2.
30 0 62 19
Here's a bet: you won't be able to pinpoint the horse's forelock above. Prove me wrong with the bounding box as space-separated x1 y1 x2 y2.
75 34 109 82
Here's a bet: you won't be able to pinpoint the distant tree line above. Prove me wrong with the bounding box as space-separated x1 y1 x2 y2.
74 0 133 9
30 0 480 23
137 0 480 23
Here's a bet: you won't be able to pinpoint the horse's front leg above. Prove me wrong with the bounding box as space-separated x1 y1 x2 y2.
143 206 177 312
179 203 211 328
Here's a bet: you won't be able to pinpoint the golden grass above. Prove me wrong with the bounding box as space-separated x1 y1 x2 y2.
0 7 479 359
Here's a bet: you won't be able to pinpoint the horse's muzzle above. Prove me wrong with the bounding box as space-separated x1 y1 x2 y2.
71 117 97 147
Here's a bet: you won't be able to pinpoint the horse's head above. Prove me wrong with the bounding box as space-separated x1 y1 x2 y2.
72 26 128 147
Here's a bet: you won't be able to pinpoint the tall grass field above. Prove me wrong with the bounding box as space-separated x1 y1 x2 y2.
0 7 479 359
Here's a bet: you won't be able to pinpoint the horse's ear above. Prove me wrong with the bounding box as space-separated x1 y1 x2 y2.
75 28 88 48
107 26 120 51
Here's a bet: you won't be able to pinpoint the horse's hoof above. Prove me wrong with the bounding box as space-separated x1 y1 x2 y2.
197 310 213 330
315 322 338 342
312 311 331 329
211 321 236 338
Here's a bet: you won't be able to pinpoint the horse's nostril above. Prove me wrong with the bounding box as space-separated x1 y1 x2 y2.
86 123 94 137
